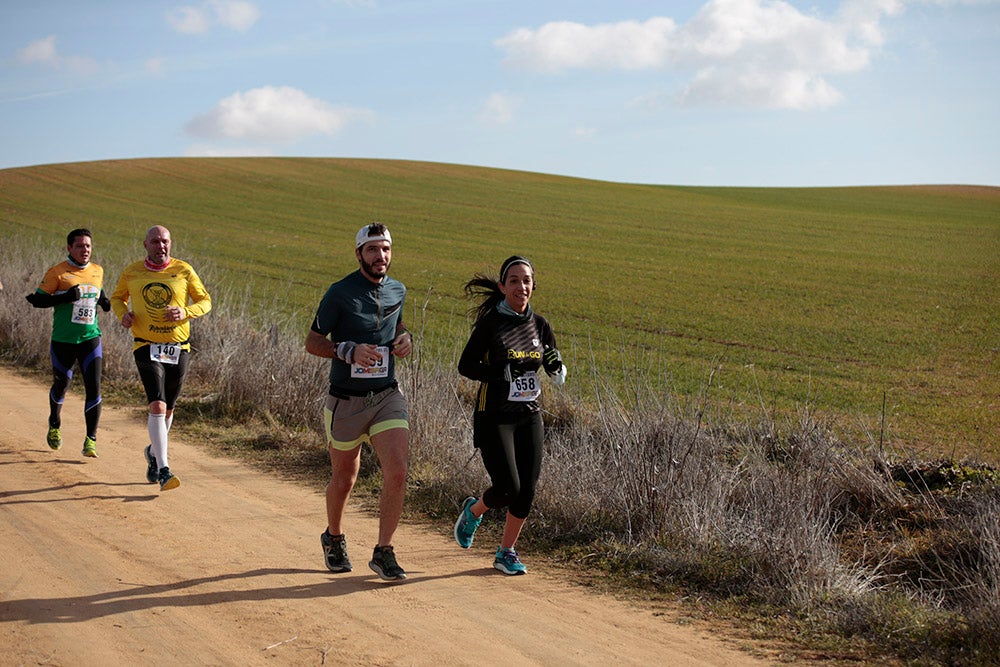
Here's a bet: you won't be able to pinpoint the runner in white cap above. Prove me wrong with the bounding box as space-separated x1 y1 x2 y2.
306 222 414 581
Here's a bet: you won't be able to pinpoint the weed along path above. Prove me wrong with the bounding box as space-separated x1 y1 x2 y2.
0 368 771 666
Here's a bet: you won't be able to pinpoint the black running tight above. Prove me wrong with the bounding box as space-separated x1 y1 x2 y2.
474 412 544 520
49 337 103 438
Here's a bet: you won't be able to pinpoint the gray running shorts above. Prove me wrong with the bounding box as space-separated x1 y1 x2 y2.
323 387 409 451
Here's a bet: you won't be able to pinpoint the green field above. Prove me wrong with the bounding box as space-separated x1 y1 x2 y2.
2 158 997 460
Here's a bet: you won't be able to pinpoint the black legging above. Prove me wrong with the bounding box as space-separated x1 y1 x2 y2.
133 346 190 409
49 338 103 438
475 411 544 519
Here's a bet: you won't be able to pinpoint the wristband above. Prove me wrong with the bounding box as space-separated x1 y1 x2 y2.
335 341 357 364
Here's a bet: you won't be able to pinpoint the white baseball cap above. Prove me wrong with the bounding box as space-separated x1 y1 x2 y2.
355 222 392 248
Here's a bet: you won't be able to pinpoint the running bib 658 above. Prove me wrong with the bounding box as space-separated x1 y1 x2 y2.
508 370 541 402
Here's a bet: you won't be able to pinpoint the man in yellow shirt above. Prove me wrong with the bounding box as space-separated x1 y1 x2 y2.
111 225 212 491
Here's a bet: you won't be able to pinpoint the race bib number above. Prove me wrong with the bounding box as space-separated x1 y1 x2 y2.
150 342 181 365
508 370 541 402
70 284 98 325
351 345 390 379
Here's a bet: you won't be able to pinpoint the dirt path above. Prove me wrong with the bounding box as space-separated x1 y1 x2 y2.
0 367 774 666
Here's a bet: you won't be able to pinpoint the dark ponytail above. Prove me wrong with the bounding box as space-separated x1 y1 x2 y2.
464 273 502 324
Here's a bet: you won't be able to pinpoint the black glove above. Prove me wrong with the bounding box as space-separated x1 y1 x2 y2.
58 285 82 304
25 286 81 308
543 346 563 373
25 292 46 307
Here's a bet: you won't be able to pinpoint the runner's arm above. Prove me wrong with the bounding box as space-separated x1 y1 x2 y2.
25 286 81 308
98 289 111 312
305 329 336 359
457 324 492 382
391 322 413 358
182 269 212 320
109 272 131 321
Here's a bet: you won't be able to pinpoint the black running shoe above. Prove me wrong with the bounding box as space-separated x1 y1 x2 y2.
321 531 352 572
143 445 157 484
369 545 406 581
158 466 180 491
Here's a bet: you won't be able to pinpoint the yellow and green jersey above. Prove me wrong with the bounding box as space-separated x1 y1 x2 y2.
36 260 105 344
110 258 212 351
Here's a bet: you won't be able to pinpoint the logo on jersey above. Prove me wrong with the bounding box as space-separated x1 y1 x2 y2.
142 282 173 309
507 349 541 360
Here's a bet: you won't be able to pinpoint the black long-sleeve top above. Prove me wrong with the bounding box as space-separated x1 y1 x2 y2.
458 307 559 417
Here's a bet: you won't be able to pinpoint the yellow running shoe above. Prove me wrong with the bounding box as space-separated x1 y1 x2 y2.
158 467 180 491
46 427 62 450
82 436 98 458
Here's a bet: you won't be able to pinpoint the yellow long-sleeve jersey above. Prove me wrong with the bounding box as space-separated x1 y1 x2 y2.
110 258 212 351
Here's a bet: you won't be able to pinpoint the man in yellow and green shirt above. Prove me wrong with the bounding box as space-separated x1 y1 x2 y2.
26 228 110 457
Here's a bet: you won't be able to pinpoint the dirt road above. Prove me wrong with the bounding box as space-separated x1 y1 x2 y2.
0 367 772 666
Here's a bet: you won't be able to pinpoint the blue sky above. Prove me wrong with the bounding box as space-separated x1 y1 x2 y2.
2 0 998 186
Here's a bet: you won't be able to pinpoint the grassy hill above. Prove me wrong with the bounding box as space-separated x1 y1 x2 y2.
2 158 997 460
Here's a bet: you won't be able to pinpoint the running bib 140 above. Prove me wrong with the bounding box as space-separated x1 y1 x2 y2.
150 342 181 365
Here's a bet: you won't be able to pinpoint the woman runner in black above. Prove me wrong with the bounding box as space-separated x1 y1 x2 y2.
453 256 567 575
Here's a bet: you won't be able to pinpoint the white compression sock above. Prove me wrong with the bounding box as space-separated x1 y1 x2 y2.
148 413 169 469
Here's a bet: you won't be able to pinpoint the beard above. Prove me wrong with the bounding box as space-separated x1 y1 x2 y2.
360 256 389 280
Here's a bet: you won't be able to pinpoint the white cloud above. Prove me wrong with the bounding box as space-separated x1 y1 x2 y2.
168 1 260 34
17 35 99 75
676 67 843 110
497 18 678 72
495 0 906 110
184 144 275 157
211 0 261 31
478 92 520 125
145 57 167 75
18 35 59 65
168 7 212 34
185 86 372 143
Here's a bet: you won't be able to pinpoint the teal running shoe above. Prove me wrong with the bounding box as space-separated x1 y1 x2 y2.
493 547 527 575
454 496 482 548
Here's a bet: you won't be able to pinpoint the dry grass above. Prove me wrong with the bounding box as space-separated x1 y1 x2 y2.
2 242 998 666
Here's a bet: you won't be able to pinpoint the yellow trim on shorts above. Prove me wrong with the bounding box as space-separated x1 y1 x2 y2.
370 419 409 438
323 406 409 452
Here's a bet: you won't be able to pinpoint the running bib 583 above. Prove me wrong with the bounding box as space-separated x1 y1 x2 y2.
70 285 99 325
